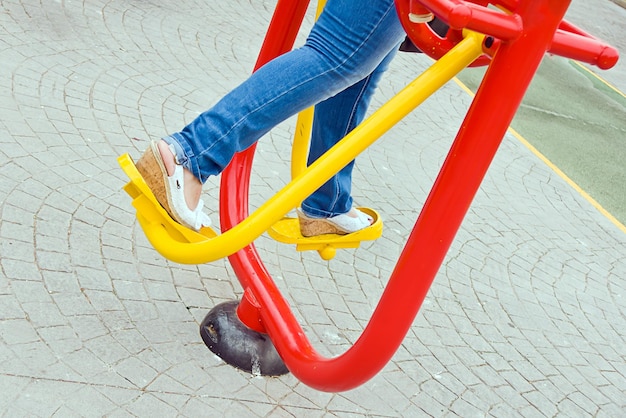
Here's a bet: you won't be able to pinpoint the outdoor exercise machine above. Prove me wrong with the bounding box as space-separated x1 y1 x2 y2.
118 0 618 392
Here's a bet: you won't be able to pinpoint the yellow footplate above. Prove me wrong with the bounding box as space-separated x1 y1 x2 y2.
268 208 383 260
117 153 218 248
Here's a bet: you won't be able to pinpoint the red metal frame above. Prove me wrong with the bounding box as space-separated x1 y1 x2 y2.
218 0 618 392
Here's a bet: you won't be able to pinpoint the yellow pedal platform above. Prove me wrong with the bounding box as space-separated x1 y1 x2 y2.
268 208 383 260
118 153 218 247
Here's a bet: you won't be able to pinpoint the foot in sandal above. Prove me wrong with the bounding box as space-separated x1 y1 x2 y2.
297 207 373 237
135 140 211 231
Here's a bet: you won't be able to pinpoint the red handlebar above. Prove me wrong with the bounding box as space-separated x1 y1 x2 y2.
553 21 619 70
399 0 619 69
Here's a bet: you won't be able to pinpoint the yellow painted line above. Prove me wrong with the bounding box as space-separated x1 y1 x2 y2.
452 74 626 235
507 128 626 234
572 60 626 99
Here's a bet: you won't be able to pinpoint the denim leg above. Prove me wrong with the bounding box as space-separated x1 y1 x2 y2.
300 47 398 218
163 0 406 183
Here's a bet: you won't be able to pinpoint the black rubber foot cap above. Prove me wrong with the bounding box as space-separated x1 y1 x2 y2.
199 300 289 376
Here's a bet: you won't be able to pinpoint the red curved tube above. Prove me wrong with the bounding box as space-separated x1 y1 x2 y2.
218 0 619 391
219 0 310 299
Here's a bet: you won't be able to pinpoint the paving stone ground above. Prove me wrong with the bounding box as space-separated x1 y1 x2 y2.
0 0 624 416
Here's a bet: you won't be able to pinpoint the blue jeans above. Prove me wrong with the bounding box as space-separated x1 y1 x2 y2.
301 49 397 217
164 0 405 217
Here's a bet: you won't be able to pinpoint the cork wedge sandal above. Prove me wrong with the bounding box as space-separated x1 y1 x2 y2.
135 140 211 231
297 207 373 237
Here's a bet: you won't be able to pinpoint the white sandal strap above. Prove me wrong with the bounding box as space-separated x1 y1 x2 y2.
326 208 372 233
166 164 212 231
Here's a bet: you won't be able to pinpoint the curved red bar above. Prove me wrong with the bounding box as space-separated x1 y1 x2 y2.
218 0 619 392
219 0 311 283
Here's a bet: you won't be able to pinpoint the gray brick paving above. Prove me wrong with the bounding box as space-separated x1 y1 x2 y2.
1 0 625 416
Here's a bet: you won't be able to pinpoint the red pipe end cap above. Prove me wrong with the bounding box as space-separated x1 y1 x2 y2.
597 46 619 70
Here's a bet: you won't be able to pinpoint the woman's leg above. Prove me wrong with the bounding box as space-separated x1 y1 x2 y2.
163 0 406 183
301 47 398 218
